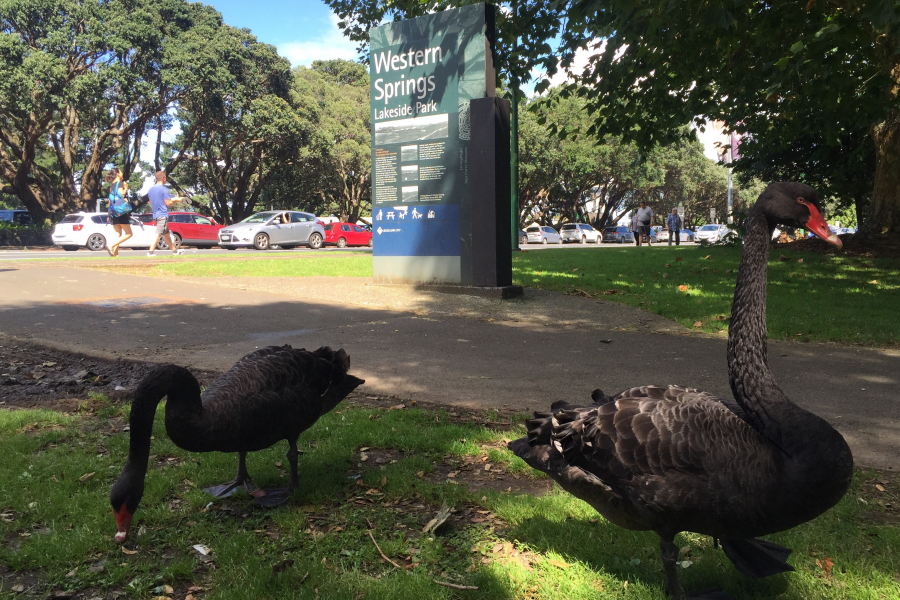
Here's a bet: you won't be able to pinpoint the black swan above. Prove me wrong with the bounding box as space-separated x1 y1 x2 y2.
509 182 853 599
111 345 363 544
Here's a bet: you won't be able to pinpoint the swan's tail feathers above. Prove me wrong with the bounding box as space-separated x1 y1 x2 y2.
319 374 365 416
311 346 351 380
590 389 613 404
308 347 363 416
508 436 554 472
720 538 795 579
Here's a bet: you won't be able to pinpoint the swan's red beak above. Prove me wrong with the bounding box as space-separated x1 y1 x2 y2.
114 504 133 544
804 202 842 249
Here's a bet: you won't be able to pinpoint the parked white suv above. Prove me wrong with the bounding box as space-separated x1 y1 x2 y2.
695 224 732 244
560 223 601 244
52 212 157 251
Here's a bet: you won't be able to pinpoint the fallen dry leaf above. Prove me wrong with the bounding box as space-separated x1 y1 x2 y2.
694 322 703 328
388 404 406 410
815 557 834 582
675 256 682 261
869 280 879 285
703 255 710 260
678 285 690 292
121 547 137 555
797 258 804 264
77 472 96 483
876 484 885 492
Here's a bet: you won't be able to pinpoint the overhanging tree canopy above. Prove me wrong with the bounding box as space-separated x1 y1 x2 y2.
326 0 900 233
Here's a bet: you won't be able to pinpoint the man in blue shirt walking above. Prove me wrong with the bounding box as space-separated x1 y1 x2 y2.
147 171 184 256
666 208 683 246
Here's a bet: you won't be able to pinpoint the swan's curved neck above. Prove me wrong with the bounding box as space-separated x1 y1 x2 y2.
726 209 792 448
122 366 201 480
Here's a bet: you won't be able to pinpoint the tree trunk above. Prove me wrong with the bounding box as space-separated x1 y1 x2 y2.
869 108 900 234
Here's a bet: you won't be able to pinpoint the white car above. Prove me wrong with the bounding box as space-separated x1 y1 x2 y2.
695 224 732 244
560 223 602 244
52 212 158 251
525 225 562 244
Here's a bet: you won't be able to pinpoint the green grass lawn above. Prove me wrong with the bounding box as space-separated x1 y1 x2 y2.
1 399 898 600
142 254 373 278
513 246 900 346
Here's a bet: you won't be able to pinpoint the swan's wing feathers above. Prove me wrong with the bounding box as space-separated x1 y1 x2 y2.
202 346 357 410
613 385 750 422
553 396 757 490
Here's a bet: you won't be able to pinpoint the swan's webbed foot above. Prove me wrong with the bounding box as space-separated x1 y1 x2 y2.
203 452 255 498
247 441 301 508
203 479 255 498
685 590 735 599
249 486 293 507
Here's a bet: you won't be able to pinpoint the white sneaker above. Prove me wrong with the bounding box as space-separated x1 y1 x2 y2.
146 252 155 257
173 249 184 256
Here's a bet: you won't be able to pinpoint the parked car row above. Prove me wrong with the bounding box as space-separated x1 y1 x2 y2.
51 210 370 252
519 223 708 245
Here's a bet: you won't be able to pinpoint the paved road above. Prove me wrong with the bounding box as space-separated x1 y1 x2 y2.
0 241 697 261
0 260 896 470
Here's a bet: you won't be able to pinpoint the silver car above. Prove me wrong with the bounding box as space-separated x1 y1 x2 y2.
560 223 601 244
218 211 325 250
526 225 562 244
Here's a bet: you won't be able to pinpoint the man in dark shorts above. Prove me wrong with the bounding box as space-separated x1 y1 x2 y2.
146 171 184 257
635 201 654 247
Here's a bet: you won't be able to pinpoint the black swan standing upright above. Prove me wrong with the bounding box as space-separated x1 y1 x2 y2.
509 183 853 599
111 345 363 544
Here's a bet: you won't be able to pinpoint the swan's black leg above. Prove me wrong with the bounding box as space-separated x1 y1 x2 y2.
203 452 256 498
660 536 736 599
250 440 299 508
660 537 686 599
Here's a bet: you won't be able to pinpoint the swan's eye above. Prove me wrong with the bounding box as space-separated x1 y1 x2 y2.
797 197 807 205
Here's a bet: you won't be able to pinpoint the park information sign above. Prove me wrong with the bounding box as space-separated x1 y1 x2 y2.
369 3 499 285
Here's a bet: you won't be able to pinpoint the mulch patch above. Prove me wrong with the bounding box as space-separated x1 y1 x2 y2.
0 338 221 410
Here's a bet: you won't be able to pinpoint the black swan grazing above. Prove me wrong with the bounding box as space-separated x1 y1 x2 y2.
509 183 853 599
111 345 363 544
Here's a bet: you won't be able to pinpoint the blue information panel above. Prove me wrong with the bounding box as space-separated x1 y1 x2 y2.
372 204 460 256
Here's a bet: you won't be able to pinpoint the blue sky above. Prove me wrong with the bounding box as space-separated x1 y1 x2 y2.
206 0 360 66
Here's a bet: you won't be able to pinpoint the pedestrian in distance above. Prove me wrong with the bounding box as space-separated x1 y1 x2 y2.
146 171 185 257
631 212 640 246
635 201 654 246
105 168 133 257
667 207 683 246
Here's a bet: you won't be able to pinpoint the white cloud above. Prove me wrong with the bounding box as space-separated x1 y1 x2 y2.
277 13 359 67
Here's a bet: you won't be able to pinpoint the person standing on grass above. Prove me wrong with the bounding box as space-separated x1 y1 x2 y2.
635 201 654 246
631 212 640 246
146 171 184 257
105 168 132 257
667 207 683 246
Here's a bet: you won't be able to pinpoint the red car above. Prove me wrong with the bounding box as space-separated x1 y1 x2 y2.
148 211 224 249
323 222 373 247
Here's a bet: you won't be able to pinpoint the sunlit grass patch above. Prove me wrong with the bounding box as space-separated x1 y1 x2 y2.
1 403 898 599
512 246 900 346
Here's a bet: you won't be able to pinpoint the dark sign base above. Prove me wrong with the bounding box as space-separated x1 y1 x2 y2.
377 283 523 299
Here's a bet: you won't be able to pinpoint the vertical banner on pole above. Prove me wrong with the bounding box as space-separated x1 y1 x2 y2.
369 4 504 286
